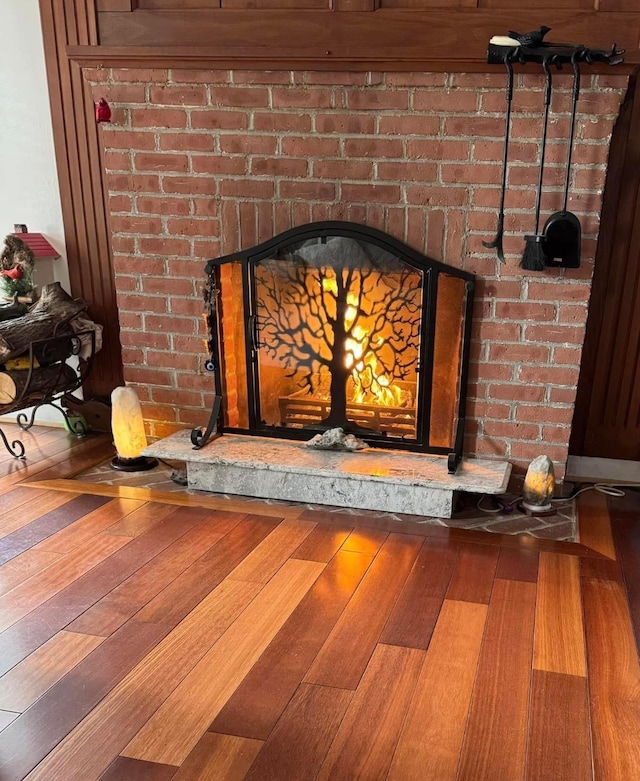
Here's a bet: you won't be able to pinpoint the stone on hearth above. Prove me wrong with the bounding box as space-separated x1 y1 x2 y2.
304 427 368 452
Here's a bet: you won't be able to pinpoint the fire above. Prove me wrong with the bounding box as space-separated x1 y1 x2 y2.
345 318 405 408
321 270 411 409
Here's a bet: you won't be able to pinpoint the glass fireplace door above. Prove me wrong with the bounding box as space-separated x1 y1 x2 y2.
251 235 424 443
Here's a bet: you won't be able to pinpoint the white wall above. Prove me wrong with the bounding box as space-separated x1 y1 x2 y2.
0 0 72 425
0 0 69 292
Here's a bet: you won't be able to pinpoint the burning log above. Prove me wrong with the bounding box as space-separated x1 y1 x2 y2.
0 283 87 363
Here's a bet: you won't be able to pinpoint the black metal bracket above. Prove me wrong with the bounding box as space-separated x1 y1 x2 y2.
16 400 87 436
447 452 462 475
0 428 25 459
191 395 222 450
487 40 624 68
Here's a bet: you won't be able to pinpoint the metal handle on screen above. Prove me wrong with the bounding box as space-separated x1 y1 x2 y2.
248 315 262 349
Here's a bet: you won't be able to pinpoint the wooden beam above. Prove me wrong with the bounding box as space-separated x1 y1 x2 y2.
39 0 123 396
93 8 640 65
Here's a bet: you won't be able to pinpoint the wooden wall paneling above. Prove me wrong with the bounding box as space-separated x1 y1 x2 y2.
140 0 218 8
571 72 640 458
39 0 123 397
600 0 640 10
98 0 138 10
222 0 324 8
479 0 594 8
93 9 640 64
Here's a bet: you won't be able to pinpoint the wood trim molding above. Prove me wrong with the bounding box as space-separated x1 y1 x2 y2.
66 45 636 73
39 0 123 397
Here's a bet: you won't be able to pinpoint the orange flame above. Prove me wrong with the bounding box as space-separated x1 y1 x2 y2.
344 316 403 407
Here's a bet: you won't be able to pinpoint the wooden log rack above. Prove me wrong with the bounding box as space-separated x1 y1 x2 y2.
0 330 96 459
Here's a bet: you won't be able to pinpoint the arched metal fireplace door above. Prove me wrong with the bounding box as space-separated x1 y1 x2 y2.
195 221 475 473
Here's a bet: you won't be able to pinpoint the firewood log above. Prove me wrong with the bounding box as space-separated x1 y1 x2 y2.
0 364 77 407
0 283 87 363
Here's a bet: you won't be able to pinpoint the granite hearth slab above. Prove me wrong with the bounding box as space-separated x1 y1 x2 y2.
143 431 511 519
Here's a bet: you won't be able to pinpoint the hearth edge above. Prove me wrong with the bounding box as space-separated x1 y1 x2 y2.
143 430 511 520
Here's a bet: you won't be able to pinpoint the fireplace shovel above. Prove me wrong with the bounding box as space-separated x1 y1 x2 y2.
541 49 583 268
483 52 515 263
522 55 553 271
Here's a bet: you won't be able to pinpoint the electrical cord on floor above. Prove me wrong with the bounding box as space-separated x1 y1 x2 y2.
476 495 520 514
476 482 631 514
554 483 627 500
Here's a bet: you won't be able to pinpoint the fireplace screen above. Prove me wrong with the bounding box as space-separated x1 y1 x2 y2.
202 222 474 469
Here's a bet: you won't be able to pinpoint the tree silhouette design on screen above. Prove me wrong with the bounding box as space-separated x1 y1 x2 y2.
255 237 422 432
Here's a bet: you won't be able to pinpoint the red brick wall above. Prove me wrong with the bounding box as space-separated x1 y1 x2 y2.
88 67 628 475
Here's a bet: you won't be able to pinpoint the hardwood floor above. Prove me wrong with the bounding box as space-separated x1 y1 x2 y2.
0 423 639 780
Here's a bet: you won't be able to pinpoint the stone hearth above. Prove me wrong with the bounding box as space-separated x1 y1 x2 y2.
143 430 511 519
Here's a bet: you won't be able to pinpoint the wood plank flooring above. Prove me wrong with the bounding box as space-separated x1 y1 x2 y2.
0 423 639 780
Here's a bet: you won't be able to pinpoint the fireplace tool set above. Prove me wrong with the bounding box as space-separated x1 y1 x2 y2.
485 28 624 270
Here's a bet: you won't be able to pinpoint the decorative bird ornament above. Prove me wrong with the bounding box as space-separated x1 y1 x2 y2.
507 25 552 48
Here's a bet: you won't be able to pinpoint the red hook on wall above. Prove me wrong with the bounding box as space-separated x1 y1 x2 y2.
95 98 112 123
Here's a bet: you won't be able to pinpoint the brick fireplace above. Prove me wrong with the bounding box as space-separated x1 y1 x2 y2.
88 66 628 478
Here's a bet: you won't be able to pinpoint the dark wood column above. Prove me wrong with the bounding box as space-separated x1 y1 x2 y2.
570 71 640 460
39 0 123 397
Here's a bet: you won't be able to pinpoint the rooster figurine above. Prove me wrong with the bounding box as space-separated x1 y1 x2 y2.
0 235 35 301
